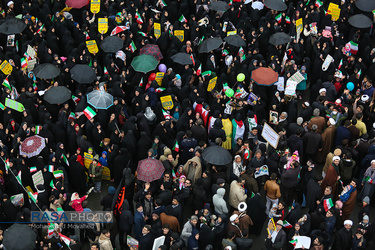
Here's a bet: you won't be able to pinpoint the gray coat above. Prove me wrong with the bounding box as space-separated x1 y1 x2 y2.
213 188 228 215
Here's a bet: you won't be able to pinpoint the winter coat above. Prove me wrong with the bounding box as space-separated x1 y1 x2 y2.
229 180 247 209
89 162 103 182
118 200 133 232
213 188 228 215
183 156 202 185
99 234 113 250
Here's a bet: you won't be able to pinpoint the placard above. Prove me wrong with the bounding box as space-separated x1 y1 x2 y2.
0 60 13 75
296 18 303 42
155 72 164 86
86 40 99 54
10 194 24 206
98 18 108 34
269 110 278 125
102 166 110 180
27 59 37 71
261 123 280 149
154 23 161 39
26 45 36 59
32 170 44 189
327 3 340 21
267 218 276 235
84 152 93 169
254 165 269 178
90 0 100 14
174 30 184 42
59 7 72 16
160 95 174 110
227 30 237 36
285 79 298 96
207 76 217 92
152 236 165 250
7 35 15 47
247 92 259 106
294 236 311 249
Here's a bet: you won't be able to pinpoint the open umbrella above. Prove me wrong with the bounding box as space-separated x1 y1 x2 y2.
251 67 279 86
3 224 37 250
19 135 46 158
87 90 114 109
356 0 375 12
202 146 232 165
100 36 124 53
44 86 71 104
140 44 163 61
110 26 129 36
223 34 246 47
131 54 159 73
65 0 89 9
0 17 27 35
251 1 264 10
198 37 223 53
264 0 287 11
70 64 97 84
137 159 165 182
33 63 61 79
208 1 229 12
171 53 193 65
348 14 373 29
269 32 291 46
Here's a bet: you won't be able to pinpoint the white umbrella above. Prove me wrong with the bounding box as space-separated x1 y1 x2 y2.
252 1 264 10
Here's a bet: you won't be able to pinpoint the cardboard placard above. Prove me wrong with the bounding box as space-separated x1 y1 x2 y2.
154 23 161 39
160 95 174 110
26 45 36 59
102 166 110 180
27 59 36 71
174 30 184 42
98 18 108 34
207 76 217 92
227 30 237 36
261 123 280 149
269 110 278 125
84 152 93 169
90 0 100 14
86 40 99 54
285 79 298 96
155 72 164 86
327 3 341 21
0 60 13 75
32 170 44 189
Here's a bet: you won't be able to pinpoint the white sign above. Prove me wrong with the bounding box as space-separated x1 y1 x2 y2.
152 236 165 250
285 79 298 96
294 236 311 249
275 77 284 92
32 170 44 189
26 45 36 59
254 165 269 178
261 123 280 149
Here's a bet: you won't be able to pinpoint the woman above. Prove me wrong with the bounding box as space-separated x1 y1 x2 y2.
358 160 375 201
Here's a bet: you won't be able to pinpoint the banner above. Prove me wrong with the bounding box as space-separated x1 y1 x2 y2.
207 76 217 92
86 40 99 54
261 123 280 149
98 18 108 34
32 170 44 189
174 30 184 42
154 23 161 39
227 30 237 36
27 59 37 72
155 72 164 86
5 98 24 112
160 95 174 110
0 60 13 75
90 0 100 14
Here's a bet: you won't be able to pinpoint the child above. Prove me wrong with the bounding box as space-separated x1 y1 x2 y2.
352 231 366 250
276 202 285 221
269 203 279 219
357 215 371 237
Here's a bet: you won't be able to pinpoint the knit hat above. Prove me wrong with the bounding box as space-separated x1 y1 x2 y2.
108 186 116 195
363 196 370 204
363 215 369 221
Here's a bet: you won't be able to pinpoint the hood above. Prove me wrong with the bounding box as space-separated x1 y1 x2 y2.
191 229 199 237
217 188 225 198
322 81 333 88
164 148 172 156
213 119 223 129
99 234 110 241
367 145 375 155
121 199 130 210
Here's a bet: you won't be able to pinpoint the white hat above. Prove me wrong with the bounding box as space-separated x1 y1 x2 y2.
333 156 340 161
371 160 375 164
319 88 326 94
344 220 353 226
304 102 310 107
238 202 247 212
361 95 370 102
234 155 241 159
230 214 239 222
71 192 79 201
7 1 14 6
329 118 336 126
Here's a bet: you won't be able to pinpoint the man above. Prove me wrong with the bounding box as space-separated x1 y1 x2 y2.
265 220 286 250
360 76 374 97
98 229 113 250
213 188 229 217
342 179 358 221
134 203 146 240
235 229 253 250
287 117 304 137
264 173 281 213
302 124 323 163
316 118 336 163
89 155 103 193
229 177 247 209
281 161 301 207
332 220 353 250
308 109 325 133
232 202 253 231
227 214 243 238
335 120 351 146
139 225 154 250
181 215 198 246
299 102 313 123
355 113 367 136
191 118 207 143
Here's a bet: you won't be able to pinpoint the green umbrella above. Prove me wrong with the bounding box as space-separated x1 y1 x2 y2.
131 54 159 73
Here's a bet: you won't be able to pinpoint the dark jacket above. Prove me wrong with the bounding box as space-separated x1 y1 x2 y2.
208 119 226 143
118 200 133 232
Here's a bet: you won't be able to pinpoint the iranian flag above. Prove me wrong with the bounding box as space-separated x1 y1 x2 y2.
48 165 54 172
283 220 292 228
53 170 64 179
275 13 282 23
244 149 250 160
196 64 202 76
223 83 229 92
138 31 147 37
179 15 187 23
323 198 334 211
129 40 136 53
83 106 97 120
61 154 69 166
349 41 358 55
135 12 143 24
21 57 27 69
27 191 37 203
222 49 229 57
37 24 44 34
190 54 195 66
193 102 209 125
229 0 233 6
47 223 56 239
338 59 343 70
199 36 205 45
357 69 362 78
162 109 172 119
2 78 11 90
30 166 37 173
32 82 38 91
285 16 291 24
202 71 212 78
315 0 323 8
59 233 71 247
5 159 10 171
16 170 22 185
172 141 179 152
139 78 143 87
0 103 5 110
72 95 80 104
238 47 245 62
50 180 56 190
159 0 167 7
289 239 298 247
24 51 32 60
172 169 176 179
68 112 76 120
84 31 90 40
103 66 108 75
364 176 373 184
156 88 166 93
35 125 42 134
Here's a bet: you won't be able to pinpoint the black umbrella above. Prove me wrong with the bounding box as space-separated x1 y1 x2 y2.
0 17 27 35
208 1 229 12
70 64 97 84
264 0 287 11
356 0 375 12
198 37 223 53
348 14 373 29
202 146 232 165
44 86 72 104
33 63 61 79
100 36 124 53
171 53 193 65
3 224 37 250
223 34 247 47
269 32 291 46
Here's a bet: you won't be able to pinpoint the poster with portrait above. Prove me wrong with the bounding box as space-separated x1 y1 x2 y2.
269 110 278 125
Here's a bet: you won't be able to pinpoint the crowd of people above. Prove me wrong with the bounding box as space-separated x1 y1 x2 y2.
0 0 375 249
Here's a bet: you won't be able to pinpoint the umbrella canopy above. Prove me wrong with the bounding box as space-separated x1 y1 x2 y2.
87 90 114 109
171 53 193 65
3 224 37 250
0 17 27 35
198 37 223 53
19 135 46 158
251 67 279 86
33 63 61 79
70 64 97 84
202 146 232 165
348 14 373 29
264 0 287 11
131 54 159 73
111 26 128 36
269 32 291 46
356 0 375 12
65 0 89 9
100 36 124 53
44 86 71 104
251 1 264 9
223 34 246 47
208 1 229 12
137 159 165 182
140 44 164 61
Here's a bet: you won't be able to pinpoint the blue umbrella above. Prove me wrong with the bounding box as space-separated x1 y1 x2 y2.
87 90 114 109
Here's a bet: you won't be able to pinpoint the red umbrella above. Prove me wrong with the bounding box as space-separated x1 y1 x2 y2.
65 0 89 9
137 159 165 182
251 67 279 86
19 135 46 158
110 26 129 36
140 44 163 61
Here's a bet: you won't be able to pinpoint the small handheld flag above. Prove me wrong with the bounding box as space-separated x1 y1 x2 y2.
179 15 187 23
83 106 97 120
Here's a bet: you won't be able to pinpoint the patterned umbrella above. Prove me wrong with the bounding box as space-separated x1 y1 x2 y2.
19 135 46 158
140 44 163 61
110 26 129 36
137 159 165 182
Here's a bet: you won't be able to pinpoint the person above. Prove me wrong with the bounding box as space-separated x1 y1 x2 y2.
134 203 146 241
352 231 366 250
118 200 134 250
181 215 198 246
98 229 113 250
227 214 243 239
281 161 301 207
69 192 89 213
359 160 375 201
332 220 353 250
229 177 247 209
187 229 199 250
265 220 286 250
264 173 281 213
89 155 103 193
213 188 228 217
139 225 154 250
